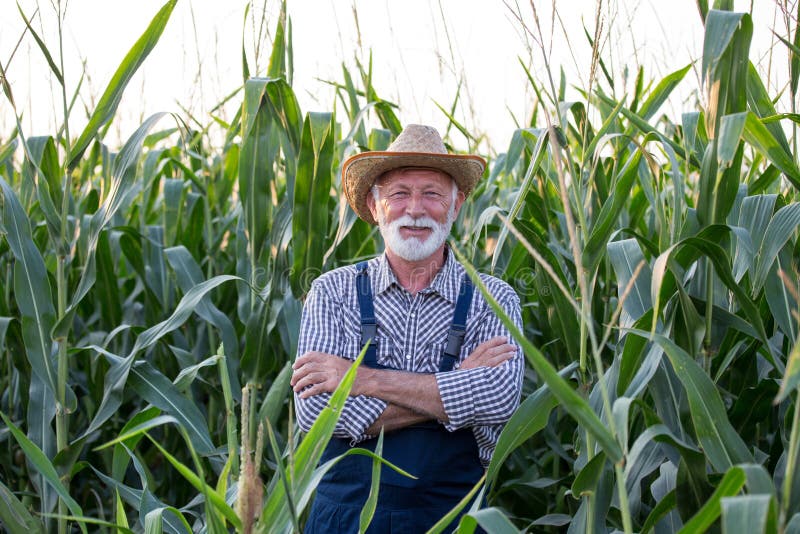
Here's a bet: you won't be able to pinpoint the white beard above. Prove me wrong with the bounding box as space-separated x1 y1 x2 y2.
377 205 455 262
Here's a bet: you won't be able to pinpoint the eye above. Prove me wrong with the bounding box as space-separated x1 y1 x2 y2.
423 191 445 201
387 191 410 201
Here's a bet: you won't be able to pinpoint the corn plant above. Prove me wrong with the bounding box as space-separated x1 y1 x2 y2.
454 4 800 533
2 1 800 533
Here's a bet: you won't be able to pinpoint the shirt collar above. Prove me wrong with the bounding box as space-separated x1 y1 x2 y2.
375 254 397 294
376 246 462 303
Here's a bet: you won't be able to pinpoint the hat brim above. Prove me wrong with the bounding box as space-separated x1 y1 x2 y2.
342 151 486 224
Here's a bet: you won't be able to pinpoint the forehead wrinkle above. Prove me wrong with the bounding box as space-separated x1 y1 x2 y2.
378 166 452 185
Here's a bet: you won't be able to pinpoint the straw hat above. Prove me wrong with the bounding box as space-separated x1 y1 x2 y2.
342 124 486 224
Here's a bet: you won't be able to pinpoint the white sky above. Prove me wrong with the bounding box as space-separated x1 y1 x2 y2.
0 1 792 154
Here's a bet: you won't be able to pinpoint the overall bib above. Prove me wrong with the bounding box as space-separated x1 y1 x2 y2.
304 262 484 533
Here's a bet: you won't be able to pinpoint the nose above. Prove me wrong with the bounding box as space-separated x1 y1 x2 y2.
405 191 426 218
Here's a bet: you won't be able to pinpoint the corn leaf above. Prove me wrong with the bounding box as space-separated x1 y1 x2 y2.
651 231 777 370
638 64 692 121
26 375 57 522
0 412 87 533
702 10 751 136
143 506 192 534
583 150 643 271
486 364 575 485
115 489 129 530
267 0 288 79
742 112 800 189
82 275 241 438
628 331 753 471
766 254 799 345
721 495 776 534
491 128 549 273
260 348 366 531
53 112 168 339
68 0 177 168
108 406 161 480
239 78 277 266
777 328 800 404
678 466 747 533
291 112 334 298
128 362 216 456
240 295 282 382
15 6 62 85
454 247 622 462
456 507 521 534
145 434 241 530
22 136 61 238
572 452 607 498
607 238 653 324
641 490 678 534
752 203 800 293
738 194 777 277
358 431 384 534
746 63 792 154
0 178 64 406
594 92 696 166
164 245 240 395
95 230 123 328
0 479 43 534
257 362 293 429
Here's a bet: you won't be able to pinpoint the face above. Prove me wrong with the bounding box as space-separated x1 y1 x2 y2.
367 168 465 262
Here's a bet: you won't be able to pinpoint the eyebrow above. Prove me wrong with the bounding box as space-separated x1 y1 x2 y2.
380 183 446 191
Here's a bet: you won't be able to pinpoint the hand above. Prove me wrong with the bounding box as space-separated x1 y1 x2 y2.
290 351 354 399
459 336 517 370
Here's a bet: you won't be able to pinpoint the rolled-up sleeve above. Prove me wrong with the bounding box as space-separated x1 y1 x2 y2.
435 290 524 431
293 279 387 442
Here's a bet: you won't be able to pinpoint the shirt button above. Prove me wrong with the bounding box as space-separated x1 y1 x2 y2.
410 313 416 318
405 354 412 360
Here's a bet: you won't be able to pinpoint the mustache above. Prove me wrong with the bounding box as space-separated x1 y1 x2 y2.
388 215 438 230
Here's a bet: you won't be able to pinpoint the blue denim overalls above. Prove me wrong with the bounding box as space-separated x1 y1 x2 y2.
304 262 484 533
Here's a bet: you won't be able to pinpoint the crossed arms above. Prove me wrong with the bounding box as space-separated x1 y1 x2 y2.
292 336 517 433
292 279 524 442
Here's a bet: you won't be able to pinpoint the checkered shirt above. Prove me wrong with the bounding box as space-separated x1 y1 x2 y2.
293 249 524 467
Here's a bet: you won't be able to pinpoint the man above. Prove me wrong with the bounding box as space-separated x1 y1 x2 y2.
291 124 524 533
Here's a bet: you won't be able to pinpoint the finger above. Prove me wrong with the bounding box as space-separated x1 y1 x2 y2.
471 345 516 367
471 336 510 359
475 336 508 352
293 351 333 369
292 353 313 369
486 350 516 367
482 335 508 344
295 372 333 394
299 385 319 399
290 363 320 386
483 343 516 358
292 373 319 392
299 381 334 399
290 369 301 386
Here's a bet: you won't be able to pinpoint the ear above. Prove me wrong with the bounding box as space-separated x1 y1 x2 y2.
366 187 379 221
453 190 466 217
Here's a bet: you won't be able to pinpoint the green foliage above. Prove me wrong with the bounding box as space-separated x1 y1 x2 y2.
1 2 800 534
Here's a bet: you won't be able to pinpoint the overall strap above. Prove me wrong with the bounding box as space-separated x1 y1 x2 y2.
439 273 474 372
355 261 378 367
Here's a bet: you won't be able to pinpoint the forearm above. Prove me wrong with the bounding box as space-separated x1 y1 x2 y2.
365 404 432 435
357 368 448 422
430 290 525 431
294 390 387 441
436 364 522 430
